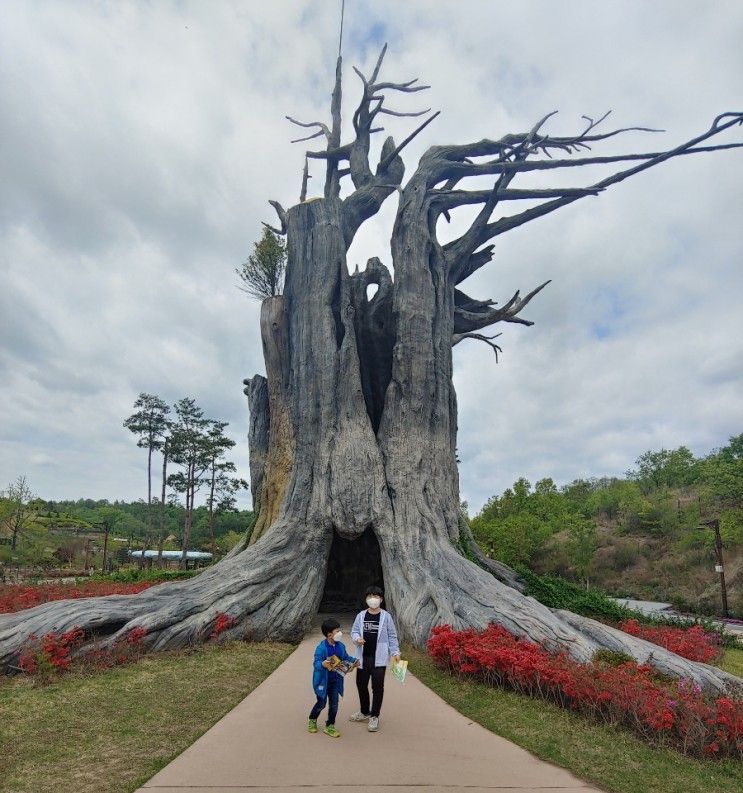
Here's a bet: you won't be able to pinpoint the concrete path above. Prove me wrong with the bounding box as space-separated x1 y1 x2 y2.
136 615 603 793
610 598 743 644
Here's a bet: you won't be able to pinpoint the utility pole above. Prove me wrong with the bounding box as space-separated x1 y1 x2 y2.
699 518 729 619
102 519 110 573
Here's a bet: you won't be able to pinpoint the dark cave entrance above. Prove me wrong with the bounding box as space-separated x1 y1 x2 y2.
319 526 384 613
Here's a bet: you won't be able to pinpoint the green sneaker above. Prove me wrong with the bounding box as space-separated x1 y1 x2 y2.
308 718 318 733
323 724 341 738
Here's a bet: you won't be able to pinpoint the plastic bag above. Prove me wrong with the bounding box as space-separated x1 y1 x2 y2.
391 658 408 684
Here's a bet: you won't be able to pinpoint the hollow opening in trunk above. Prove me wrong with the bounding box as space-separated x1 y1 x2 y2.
319 526 384 613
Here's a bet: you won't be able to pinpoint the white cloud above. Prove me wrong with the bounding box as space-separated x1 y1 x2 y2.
1 1 742 513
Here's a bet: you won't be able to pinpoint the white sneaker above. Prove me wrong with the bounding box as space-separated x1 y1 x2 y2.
367 716 379 732
349 711 369 722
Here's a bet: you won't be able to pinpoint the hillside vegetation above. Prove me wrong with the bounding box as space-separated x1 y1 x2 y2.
0 497 251 572
470 435 743 617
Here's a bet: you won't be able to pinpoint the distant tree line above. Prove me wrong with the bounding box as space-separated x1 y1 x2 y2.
470 434 743 598
0 396 249 572
0 492 251 572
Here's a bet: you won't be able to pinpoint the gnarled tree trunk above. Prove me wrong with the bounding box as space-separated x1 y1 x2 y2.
2 44 742 694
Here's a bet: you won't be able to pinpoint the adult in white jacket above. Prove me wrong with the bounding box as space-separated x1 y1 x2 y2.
348 585 400 733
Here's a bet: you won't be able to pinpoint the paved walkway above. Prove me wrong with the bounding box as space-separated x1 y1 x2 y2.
610 598 743 643
136 615 603 793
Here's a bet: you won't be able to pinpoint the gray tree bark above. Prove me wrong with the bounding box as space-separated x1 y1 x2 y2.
243 375 268 511
2 48 741 694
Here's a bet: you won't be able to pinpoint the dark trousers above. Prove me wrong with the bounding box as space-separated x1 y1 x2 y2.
356 663 386 717
309 675 339 725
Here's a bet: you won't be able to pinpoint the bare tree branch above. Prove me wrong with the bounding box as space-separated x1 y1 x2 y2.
326 55 344 198
286 116 331 143
347 43 432 189
430 110 661 166
456 245 495 285
283 41 437 229
289 129 326 144
454 281 551 333
441 111 742 281
262 200 287 236
437 141 743 182
439 111 610 268
431 185 604 211
377 106 431 118
452 331 503 360
373 79 430 93
377 111 440 171
304 143 352 161
339 45 439 243
299 158 310 203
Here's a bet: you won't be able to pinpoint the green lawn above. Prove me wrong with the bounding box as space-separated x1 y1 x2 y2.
717 645 743 678
408 647 743 793
0 641 294 793
0 635 739 793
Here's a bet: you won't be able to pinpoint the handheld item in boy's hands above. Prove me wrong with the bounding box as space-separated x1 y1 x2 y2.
326 655 359 675
391 658 408 684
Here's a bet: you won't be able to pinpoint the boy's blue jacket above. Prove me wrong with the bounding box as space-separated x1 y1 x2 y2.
312 639 355 698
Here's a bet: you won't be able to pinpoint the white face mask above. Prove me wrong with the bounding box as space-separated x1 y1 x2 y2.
332 630 343 642
366 597 382 609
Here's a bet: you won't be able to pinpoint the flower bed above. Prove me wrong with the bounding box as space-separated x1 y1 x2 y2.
18 625 148 680
0 580 166 614
15 613 235 681
428 623 742 759
618 618 722 663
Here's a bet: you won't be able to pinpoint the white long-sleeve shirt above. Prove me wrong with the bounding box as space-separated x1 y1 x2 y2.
351 608 400 669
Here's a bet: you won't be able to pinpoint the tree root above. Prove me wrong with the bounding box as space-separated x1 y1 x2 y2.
383 538 741 696
0 527 327 668
2 527 740 696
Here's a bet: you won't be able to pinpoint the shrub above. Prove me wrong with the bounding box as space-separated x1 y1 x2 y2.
619 619 723 663
428 623 742 759
18 627 85 679
0 580 166 613
89 568 200 584
16 625 148 680
592 648 635 667
517 568 633 621
210 612 237 640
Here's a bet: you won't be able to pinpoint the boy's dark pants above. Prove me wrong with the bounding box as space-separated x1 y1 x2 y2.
310 674 339 725
356 664 385 717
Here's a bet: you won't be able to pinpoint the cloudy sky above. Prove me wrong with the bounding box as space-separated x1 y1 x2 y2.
1 0 742 514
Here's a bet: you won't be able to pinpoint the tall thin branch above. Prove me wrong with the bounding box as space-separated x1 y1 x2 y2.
338 0 345 59
326 55 344 198
377 111 440 171
300 157 310 203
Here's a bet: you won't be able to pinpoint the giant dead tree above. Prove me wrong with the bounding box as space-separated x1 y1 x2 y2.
2 44 742 693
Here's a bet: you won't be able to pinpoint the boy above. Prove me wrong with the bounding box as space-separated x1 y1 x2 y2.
349 585 400 733
309 618 357 737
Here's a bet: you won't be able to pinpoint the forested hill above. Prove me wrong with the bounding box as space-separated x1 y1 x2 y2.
470 435 743 617
0 496 253 566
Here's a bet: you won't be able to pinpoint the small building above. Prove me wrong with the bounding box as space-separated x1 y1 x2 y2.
128 550 212 569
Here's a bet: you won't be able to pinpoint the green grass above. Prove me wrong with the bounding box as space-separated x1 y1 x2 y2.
718 645 743 678
408 647 743 793
0 640 294 793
